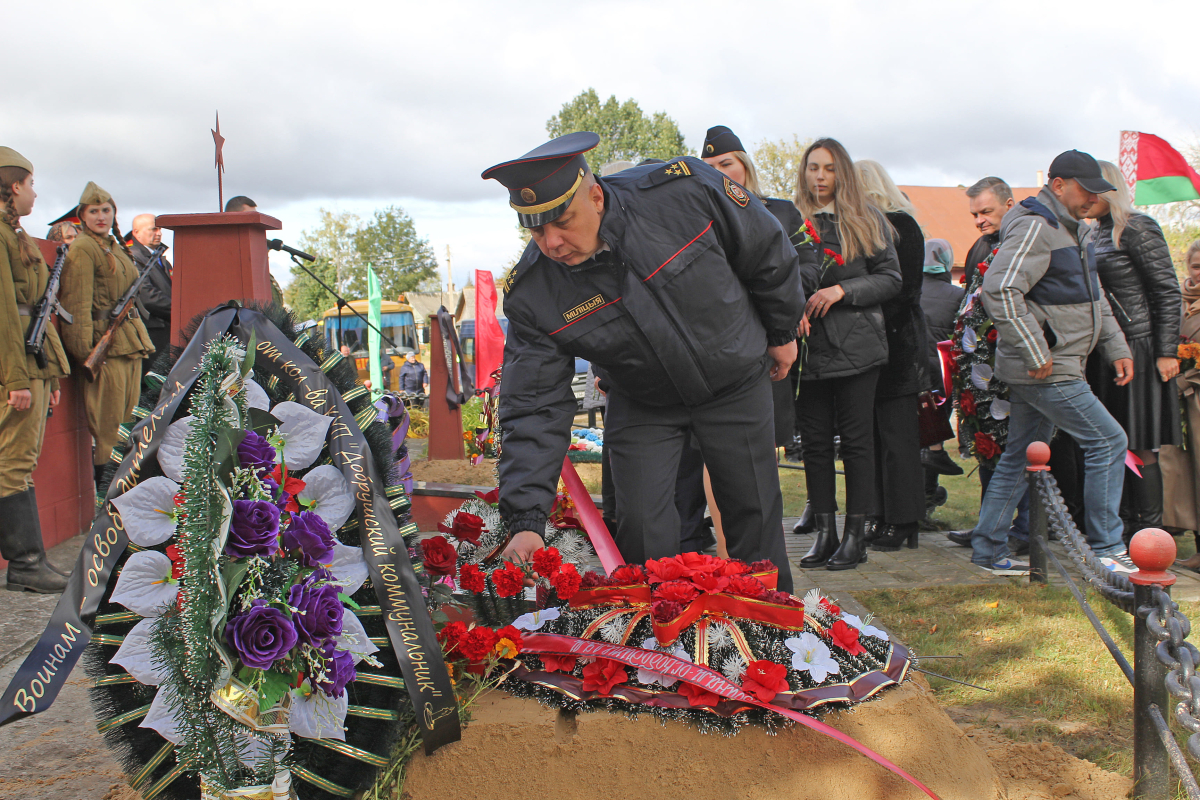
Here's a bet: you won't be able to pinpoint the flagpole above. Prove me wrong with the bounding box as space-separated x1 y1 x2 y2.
212 111 226 212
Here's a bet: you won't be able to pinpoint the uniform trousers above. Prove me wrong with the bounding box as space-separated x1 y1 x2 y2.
796 367 880 515
0 378 51 496
85 354 142 465
605 365 791 593
872 393 925 524
142 326 170 381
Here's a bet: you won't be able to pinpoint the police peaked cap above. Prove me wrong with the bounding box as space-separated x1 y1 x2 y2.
702 126 744 158
482 131 600 228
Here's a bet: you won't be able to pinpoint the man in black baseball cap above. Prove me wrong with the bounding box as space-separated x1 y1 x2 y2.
483 132 815 592
1046 149 1116 217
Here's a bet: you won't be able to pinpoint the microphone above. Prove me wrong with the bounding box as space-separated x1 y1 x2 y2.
266 239 316 262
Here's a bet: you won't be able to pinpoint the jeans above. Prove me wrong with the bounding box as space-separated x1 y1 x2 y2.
972 380 1128 566
979 465 1030 541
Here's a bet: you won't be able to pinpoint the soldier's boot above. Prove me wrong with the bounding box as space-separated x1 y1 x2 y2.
1 488 69 593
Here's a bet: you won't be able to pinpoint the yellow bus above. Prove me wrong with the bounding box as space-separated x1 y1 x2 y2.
321 299 420 388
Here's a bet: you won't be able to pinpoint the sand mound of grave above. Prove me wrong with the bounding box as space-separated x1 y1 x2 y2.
404 679 1002 800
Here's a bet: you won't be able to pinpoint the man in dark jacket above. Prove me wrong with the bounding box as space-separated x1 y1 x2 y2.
918 239 964 523
485 133 812 591
129 213 172 377
397 352 428 394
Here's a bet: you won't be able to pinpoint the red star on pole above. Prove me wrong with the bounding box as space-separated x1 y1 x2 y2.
212 112 225 211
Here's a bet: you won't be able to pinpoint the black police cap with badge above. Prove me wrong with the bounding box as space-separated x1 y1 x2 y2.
702 125 744 158
482 131 601 228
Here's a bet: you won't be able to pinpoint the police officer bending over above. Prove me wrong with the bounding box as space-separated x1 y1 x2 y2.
484 132 813 592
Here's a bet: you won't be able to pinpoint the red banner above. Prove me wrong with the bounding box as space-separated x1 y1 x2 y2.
475 270 505 390
520 633 938 800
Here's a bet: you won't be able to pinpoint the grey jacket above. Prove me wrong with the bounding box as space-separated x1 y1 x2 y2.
982 187 1130 385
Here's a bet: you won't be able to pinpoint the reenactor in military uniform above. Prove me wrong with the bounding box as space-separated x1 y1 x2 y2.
484 133 814 592
60 182 154 486
0 147 71 592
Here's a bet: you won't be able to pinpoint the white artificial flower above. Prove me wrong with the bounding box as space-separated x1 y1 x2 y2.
636 637 690 688
297 465 355 531
271 402 333 470
327 544 369 597
706 620 733 652
110 476 181 547
512 607 561 631
785 632 840 683
961 327 978 354
802 588 825 610
336 611 379 665
110 619 167 685
244 378 270 411
989 397 1011 420
970 363 993 392
109 551 178 617
289 683 349 741
140 681 182 744
839 612 890 642
156 416 193 482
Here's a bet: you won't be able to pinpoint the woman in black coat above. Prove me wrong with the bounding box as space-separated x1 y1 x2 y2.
1087 161 1183 540
794 139 902 571
855 160 928 550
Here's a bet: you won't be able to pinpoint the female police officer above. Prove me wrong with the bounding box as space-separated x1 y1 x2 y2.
60 182 154 488
0 147 71 592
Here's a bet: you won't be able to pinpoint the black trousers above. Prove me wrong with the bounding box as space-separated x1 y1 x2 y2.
143 324 171 383
872 393 925 524
606 366 791 593
796 368 880 515
675 430 710 552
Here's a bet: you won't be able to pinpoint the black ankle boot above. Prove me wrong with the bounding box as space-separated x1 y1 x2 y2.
1134 462 1164 534
872 521 920 551
800 513 839 568
792 501 816 535
1 489 68 593
862 516 884 544
827 514 869 570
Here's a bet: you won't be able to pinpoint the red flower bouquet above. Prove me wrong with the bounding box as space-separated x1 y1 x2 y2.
741 660 789 702
581 658 627 696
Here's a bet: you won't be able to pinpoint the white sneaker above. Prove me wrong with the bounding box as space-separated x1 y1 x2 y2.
982 558 1030 576
1100 551 1136 574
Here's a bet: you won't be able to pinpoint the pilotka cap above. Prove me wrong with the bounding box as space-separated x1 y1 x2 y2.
701 126 744 158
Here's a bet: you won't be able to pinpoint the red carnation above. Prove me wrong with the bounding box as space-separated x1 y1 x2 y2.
691 572 730 595
679 681 722 707
819 597 841 616
581 571 609 589
804 219 821 243
652 599 685 623
438 621 469 656
829 619 866 655
987 328 998 342
459 626 500 662
495 625 523 656
959 274 967 285
531 547 563 578
717 559 751 577
540 653 577 673
492 561 526 597
269 464 306 513
767 590 803 607
438 512 484 545
165 544 185 581
726 574 767 599
459 562 486 593
421 536 458 577
609 564 648 585
645 556 687 583
748 560 776 573
977 261 989 277
974 431 1001 460
581 658 627 696
473 487 500 504
959 390 977 416
550 563 582 600
833 253 845 266
678 552 722 576
652 580 701 604
991 247 999 256
741 660 789 702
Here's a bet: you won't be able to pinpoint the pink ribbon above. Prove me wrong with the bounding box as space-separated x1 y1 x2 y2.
560 455 624 574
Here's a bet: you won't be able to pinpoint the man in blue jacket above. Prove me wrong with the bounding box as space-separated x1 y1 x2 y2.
974 150 1134 574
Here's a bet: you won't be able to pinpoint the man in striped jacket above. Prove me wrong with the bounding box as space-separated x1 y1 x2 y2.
973 150 1134 575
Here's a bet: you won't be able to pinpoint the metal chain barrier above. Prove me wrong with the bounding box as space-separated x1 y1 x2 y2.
1141 584 1200 761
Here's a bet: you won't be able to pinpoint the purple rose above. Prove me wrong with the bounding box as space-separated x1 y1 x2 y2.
261 476 291 511
226 499 281 558
283 511 335 567
237 431 277 474
287 568 344 647
225 600 298 670
314 641 356 697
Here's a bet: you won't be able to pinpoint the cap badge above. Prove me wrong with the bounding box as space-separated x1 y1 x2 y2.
520 188 537 203
724 177 750 208
705 144 714 153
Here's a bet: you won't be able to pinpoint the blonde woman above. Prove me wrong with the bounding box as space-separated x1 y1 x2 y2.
1087 161 1182 542
60 182 154 488
794 138 901 571
855 160 929 551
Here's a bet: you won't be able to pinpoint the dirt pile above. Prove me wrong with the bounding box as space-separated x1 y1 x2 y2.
964 729 1133 800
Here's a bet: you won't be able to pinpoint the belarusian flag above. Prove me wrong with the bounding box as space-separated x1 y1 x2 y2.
1119 131 1200 205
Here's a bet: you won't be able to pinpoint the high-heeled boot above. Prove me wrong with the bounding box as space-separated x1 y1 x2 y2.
826 514 869 571
871 521 920 551
1133 462 1164 535
800 513 839 568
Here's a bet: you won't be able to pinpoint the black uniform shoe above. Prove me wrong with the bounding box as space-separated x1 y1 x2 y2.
826 514 869 570
800 513 839 568
1 489 68 594
792 501 816 535
946 529 973 547
921 448 964 476
872 522 920 551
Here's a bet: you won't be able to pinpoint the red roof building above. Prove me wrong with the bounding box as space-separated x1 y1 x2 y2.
899 186 1039 274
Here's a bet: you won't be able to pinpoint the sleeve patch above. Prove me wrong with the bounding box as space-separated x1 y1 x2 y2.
724 177 750 207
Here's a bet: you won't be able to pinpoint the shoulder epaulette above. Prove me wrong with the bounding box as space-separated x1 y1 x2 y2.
639 158 695 189
501 246 540 293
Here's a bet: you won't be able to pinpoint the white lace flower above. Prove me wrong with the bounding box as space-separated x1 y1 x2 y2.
802 588 825 610
289 683 349 741
636 637 690 688
156 416 193 482
720 652 748 683
110 476 180 547
109 551 178 617
785 632 841 683
297 465 355 531
327 544 369 597
839 612 889 642
706 621 733 652
110 619 167 685
599 617 626 644
271 402 333 469
512 607 561 631
970 363 993 392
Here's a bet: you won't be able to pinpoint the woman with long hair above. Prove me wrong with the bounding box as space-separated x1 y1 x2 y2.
0 147 70 592
60 182 154 488
854 159 929 550
1087 161 1182 541
794 138 901 570
1167 240 1200 568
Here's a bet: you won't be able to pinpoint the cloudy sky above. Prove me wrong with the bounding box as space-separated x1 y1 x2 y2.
6 0 1198 294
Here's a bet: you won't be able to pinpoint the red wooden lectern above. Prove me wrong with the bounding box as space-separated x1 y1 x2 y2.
426 314 465 461
157 211 281 347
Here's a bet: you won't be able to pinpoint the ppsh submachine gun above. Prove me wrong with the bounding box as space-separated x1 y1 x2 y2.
24 244 72 369
81 243 166 381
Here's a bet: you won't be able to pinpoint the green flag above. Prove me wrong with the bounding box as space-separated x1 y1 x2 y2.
367 265 385 398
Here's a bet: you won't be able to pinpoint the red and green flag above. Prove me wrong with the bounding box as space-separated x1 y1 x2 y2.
1119 131 1200 205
